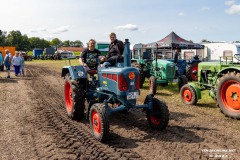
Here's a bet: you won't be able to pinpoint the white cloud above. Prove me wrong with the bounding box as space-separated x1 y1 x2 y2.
43 35 55 41
29 27 47 33
116 24 138 31
225 4 240 15
52 26 70 34
225 0 236 6
178 12 184 16
201 7 210 11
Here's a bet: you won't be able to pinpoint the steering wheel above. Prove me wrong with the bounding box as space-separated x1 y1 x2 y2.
234 54 240 61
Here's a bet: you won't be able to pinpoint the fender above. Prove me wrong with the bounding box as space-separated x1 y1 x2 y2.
61 65 87 80
217 67 240 77
187 82 202 100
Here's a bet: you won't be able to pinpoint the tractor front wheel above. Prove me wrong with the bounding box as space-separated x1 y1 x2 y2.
180 84 197 105
89 103 109 142
149 76 156 95
64 74 85 120
146 98 169 130
216 72 240 119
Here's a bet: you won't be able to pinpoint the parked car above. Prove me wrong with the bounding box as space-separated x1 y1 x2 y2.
21 52 32 61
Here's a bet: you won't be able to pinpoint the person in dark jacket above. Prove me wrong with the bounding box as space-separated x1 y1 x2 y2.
174 49 179 64
105 32 124 66
79 39 101 71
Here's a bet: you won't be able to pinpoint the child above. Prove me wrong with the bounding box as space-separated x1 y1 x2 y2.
19 52 25 76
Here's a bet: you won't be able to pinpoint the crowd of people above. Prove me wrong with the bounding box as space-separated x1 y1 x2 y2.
0 49 25 78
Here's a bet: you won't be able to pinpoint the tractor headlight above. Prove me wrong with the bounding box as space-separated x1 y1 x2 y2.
77 71 84 77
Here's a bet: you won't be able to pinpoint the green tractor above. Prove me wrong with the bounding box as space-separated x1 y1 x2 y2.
131 49 153 88
180 55 240 119
131 46 187 95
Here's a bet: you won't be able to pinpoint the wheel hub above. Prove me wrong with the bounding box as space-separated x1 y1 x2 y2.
92 112 101 134
183 90 192 102
225 84 240 110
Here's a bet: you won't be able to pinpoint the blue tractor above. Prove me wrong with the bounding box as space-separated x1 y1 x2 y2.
166 51 201 81
61 39 169 142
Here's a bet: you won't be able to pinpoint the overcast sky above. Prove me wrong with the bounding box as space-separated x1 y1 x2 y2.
0 0 240 46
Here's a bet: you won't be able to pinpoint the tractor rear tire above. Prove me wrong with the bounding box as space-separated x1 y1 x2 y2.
180 84 197 105
131 62 145 88
89 103 109 142
186 62 198 81
178 75 188 91
149 76 156 95
64 74 85 120
146 98 169 130
216 72 240 119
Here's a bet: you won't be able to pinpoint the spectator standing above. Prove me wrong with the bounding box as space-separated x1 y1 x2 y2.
12 51 22 76
19 52 25 76
105 32 124 66
174 49 179 64
79 39 101 71
0 51 3 69
4 49 12 78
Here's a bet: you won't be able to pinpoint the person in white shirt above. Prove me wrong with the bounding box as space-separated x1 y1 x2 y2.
12 51 22 76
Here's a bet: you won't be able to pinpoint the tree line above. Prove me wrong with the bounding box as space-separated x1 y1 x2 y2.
0 30 84 51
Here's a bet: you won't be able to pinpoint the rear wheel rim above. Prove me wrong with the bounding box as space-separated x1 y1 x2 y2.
191 65 198 81
150 116 161 125
150 103 161 125
65 81 73 112
91 110 101 135
221 80 240 111
183 89 192 102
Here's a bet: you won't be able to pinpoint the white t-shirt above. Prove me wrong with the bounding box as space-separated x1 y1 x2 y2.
12 56 22 66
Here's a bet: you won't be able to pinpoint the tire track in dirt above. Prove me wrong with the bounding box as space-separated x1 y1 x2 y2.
26 64 240 160
26 65 143 160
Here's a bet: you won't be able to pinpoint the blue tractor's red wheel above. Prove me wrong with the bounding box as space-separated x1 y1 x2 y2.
89 103 109 142
64 74 85 120
65 80 73 113
146 98 169 130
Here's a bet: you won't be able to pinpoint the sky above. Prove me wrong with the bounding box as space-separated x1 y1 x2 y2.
0 0 240 47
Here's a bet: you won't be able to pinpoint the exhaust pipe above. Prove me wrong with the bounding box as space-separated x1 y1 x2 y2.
124 39 131 67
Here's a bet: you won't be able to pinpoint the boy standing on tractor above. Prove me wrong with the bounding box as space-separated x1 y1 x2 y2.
79 39 101 71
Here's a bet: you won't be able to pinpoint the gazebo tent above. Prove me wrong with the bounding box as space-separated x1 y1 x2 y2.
144 32 204 49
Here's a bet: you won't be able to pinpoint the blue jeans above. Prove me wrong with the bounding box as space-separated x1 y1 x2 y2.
14 65 20 75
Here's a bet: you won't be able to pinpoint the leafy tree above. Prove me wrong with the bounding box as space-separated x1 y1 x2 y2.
0 30 7 46
29 37 50 49
72 40 83 47
201 39 211 43
5 30 23 50
63 40 70 47
50 38 62 48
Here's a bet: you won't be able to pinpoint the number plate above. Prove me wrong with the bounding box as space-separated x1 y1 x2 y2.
127 92 139 100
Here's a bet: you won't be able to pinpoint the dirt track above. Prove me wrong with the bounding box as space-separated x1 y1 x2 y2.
0 63 240 160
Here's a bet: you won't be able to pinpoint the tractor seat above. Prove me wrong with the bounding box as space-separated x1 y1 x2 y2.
87 70 98 76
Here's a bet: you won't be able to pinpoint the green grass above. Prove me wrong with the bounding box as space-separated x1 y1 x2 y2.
25 59 80 72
